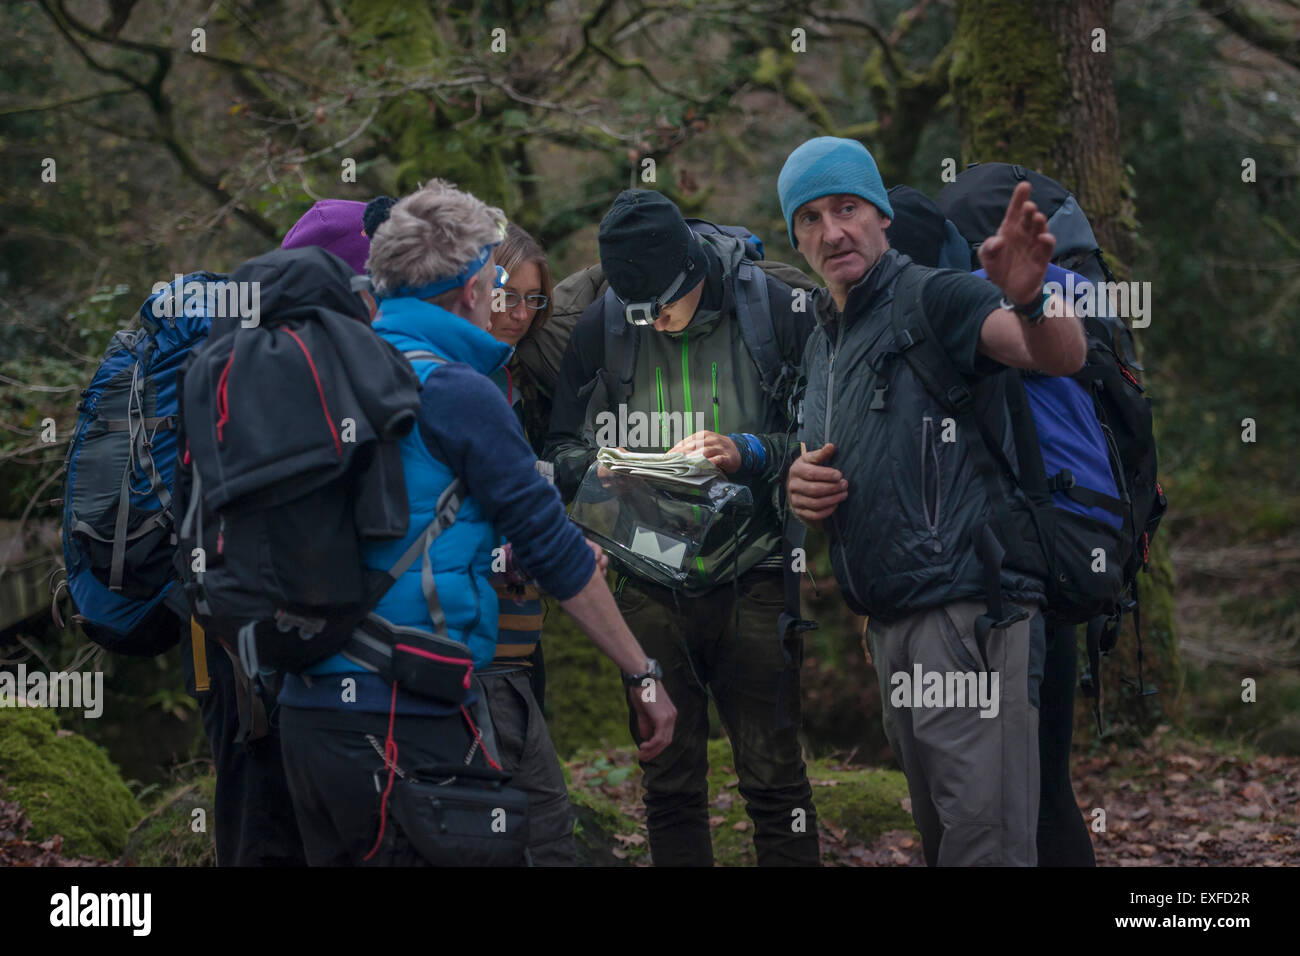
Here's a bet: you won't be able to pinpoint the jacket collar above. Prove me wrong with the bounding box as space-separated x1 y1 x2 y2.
372 297 512 376
814 249 912 333
664 236 745 340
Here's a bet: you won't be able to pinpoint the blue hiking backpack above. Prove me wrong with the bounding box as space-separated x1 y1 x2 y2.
60 272 226 655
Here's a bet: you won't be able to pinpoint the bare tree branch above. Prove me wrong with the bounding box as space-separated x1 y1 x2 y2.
0 86 134 117
1199 0 1300 70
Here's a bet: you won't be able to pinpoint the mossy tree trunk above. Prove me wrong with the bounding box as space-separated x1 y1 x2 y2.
951 0 1180 736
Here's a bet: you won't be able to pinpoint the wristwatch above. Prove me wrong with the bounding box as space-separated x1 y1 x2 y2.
621 658 663 687
1001 289 1051 327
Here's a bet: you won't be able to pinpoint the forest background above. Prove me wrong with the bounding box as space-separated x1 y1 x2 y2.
0 0 1297 865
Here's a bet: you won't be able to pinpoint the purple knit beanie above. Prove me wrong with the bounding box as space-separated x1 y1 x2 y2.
281 199 370 274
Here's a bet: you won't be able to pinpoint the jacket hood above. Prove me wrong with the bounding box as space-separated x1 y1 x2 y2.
223 246 367 336
372 297 513 376
669 233 748 340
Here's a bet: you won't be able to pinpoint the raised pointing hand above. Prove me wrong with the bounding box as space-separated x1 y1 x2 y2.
978 181 1055 305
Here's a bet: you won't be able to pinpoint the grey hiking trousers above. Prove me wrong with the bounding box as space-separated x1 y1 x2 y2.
867 599 1046 866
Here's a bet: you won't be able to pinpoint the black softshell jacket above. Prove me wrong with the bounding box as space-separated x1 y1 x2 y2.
799 250 1046 622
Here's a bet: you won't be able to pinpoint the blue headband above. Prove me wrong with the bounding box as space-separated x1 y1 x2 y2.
375 241 500 301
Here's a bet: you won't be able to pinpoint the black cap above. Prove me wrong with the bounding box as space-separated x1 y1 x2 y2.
598 190 707 304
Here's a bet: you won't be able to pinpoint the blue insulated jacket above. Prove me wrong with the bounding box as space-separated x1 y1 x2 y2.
280 297 596 714
361 298 514 670
281 299 511 714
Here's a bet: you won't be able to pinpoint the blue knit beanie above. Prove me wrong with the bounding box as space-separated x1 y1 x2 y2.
778 137 894 249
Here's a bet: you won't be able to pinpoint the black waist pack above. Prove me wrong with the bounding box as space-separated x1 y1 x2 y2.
342 613 475 707
391 764 531 866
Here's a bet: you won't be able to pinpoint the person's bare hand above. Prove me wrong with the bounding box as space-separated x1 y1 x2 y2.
787 442 847 525
629 681 677 760
978 181 1055 305
585 538 609 574
597 448 630 491
669 431 741 474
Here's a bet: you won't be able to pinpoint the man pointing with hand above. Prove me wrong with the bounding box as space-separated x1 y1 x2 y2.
780 137 1084 866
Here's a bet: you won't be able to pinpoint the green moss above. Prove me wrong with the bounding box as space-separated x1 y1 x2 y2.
568 776 647 867
701 739 913 866
122 774 217 867
542 599 636 758
0 707 141 859
339 0 513 203
565 739 914 866
950 0 1067 165
807 764 915 843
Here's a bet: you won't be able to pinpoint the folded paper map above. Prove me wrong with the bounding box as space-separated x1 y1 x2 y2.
595 447 723 488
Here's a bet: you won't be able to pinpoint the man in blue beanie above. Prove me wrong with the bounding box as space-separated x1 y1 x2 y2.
779 136 1086 866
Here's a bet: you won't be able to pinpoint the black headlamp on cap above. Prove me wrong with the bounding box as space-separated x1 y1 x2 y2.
598 188 707 326
621 253 696 326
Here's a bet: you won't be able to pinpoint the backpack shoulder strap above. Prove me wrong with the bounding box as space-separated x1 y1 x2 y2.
732 260 795 404
887 266 969 418
732 260 776 375
402 348 452 388
375 347 467 637
402 349 449 365
888 267 1022 482
888 265 1029 661
601 288 637 407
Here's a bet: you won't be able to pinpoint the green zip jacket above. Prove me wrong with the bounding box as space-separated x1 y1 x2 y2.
543 235 816 590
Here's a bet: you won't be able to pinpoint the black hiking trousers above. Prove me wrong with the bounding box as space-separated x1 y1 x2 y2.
279 703 499 866
615 568 820 867
1037 620 1097 867
180 620 306 867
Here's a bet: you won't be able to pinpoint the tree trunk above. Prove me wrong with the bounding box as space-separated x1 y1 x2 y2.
951 0 1180 737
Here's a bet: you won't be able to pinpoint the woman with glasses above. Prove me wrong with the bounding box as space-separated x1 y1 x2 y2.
489 223 555 456
482 222 589 864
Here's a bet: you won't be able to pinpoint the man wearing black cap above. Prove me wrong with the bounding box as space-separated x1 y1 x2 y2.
545 189 821 866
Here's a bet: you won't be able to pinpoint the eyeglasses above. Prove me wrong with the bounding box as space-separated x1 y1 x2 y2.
498 291 550 311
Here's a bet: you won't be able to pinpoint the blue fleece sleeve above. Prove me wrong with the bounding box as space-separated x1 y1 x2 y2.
417 364 596 601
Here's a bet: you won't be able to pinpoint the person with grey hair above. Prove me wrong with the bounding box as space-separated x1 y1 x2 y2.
278 179 676 866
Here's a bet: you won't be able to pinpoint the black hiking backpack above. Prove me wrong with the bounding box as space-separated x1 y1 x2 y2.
889 266 1167 730
938 163 1140 369
172 247 466 677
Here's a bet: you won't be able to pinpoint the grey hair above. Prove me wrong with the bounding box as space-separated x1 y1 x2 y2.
368 179 507 299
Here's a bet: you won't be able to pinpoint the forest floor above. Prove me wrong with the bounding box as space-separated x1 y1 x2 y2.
0 800 112 866
4 727 1296 867
852 728 1300 867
